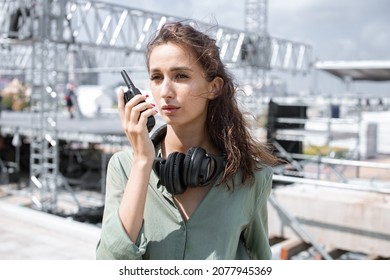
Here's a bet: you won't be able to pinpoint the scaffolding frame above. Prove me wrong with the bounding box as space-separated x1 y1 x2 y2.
0 0 311 211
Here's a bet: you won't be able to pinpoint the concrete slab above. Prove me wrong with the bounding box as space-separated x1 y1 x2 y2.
0 200 101 260
268 184 390 258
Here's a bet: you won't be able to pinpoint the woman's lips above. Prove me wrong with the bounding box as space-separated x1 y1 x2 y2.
161 105 180 114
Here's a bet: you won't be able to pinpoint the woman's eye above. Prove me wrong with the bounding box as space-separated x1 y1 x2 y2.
175 73 189 80
150 75 162 81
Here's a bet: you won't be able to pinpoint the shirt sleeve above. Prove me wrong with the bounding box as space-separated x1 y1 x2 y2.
242 166 273 260
96 151 147 260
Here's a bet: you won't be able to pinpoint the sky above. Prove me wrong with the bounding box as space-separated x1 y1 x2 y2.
103 0 390 97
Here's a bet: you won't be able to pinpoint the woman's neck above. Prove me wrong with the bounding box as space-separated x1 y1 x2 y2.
162 125 218 157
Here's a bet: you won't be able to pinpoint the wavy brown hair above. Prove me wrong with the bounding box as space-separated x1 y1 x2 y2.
146 21 279 188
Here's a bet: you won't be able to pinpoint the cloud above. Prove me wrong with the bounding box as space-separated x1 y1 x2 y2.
268 0 390 61
360 20 390 59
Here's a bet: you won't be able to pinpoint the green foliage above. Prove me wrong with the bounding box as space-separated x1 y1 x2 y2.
304 145 349 158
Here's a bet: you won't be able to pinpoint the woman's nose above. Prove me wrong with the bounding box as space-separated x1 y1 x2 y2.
159 78 173 99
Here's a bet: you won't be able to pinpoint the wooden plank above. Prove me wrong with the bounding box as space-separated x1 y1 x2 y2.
315 248 347 260
269 235 285 246
365 255 388 260
279 238 311 260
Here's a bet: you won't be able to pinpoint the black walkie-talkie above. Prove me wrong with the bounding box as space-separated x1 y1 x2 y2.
121 70 156 132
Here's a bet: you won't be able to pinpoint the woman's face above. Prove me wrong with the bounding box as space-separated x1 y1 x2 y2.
148 42 215 129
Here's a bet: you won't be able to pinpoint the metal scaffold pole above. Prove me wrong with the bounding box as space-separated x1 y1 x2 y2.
28 0 67 211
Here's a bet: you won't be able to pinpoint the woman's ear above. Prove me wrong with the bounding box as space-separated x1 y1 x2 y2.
208 76 224 100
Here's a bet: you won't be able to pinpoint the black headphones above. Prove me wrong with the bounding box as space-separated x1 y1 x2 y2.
151 125 226 195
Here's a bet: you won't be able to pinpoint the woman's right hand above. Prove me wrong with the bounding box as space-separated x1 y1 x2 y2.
117 88 158 242
118 88 157 162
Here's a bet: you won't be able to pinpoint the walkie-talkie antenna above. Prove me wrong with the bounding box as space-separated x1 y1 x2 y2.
121 69 142 103
121 70 134 90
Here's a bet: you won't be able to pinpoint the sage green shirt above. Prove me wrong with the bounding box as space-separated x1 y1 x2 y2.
96 149 273 260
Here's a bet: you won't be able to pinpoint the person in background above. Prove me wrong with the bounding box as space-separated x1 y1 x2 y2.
96 21 279 260
65 82 75 119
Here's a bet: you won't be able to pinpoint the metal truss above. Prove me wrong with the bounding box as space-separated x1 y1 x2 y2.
29 41 67 211
1 0 312 73
0 0 312 211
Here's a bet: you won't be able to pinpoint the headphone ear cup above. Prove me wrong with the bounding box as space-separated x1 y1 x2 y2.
183 148 195 186
165 152 187 195
184 147 209 186
172 152 186 194
164 152 178 194
199 156 211 184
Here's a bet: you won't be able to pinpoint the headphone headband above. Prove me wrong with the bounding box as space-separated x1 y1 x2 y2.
151 125 168 148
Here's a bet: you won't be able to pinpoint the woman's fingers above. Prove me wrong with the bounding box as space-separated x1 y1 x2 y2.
136 107 158 130
118 88 156 137
126 96 151 126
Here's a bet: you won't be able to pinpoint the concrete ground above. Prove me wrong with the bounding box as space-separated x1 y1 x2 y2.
0 191 101 260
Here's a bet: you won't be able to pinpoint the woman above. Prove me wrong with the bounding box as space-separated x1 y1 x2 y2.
96 21 278 260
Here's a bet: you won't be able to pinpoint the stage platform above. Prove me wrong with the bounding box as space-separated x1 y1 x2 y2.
0 111 131 144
